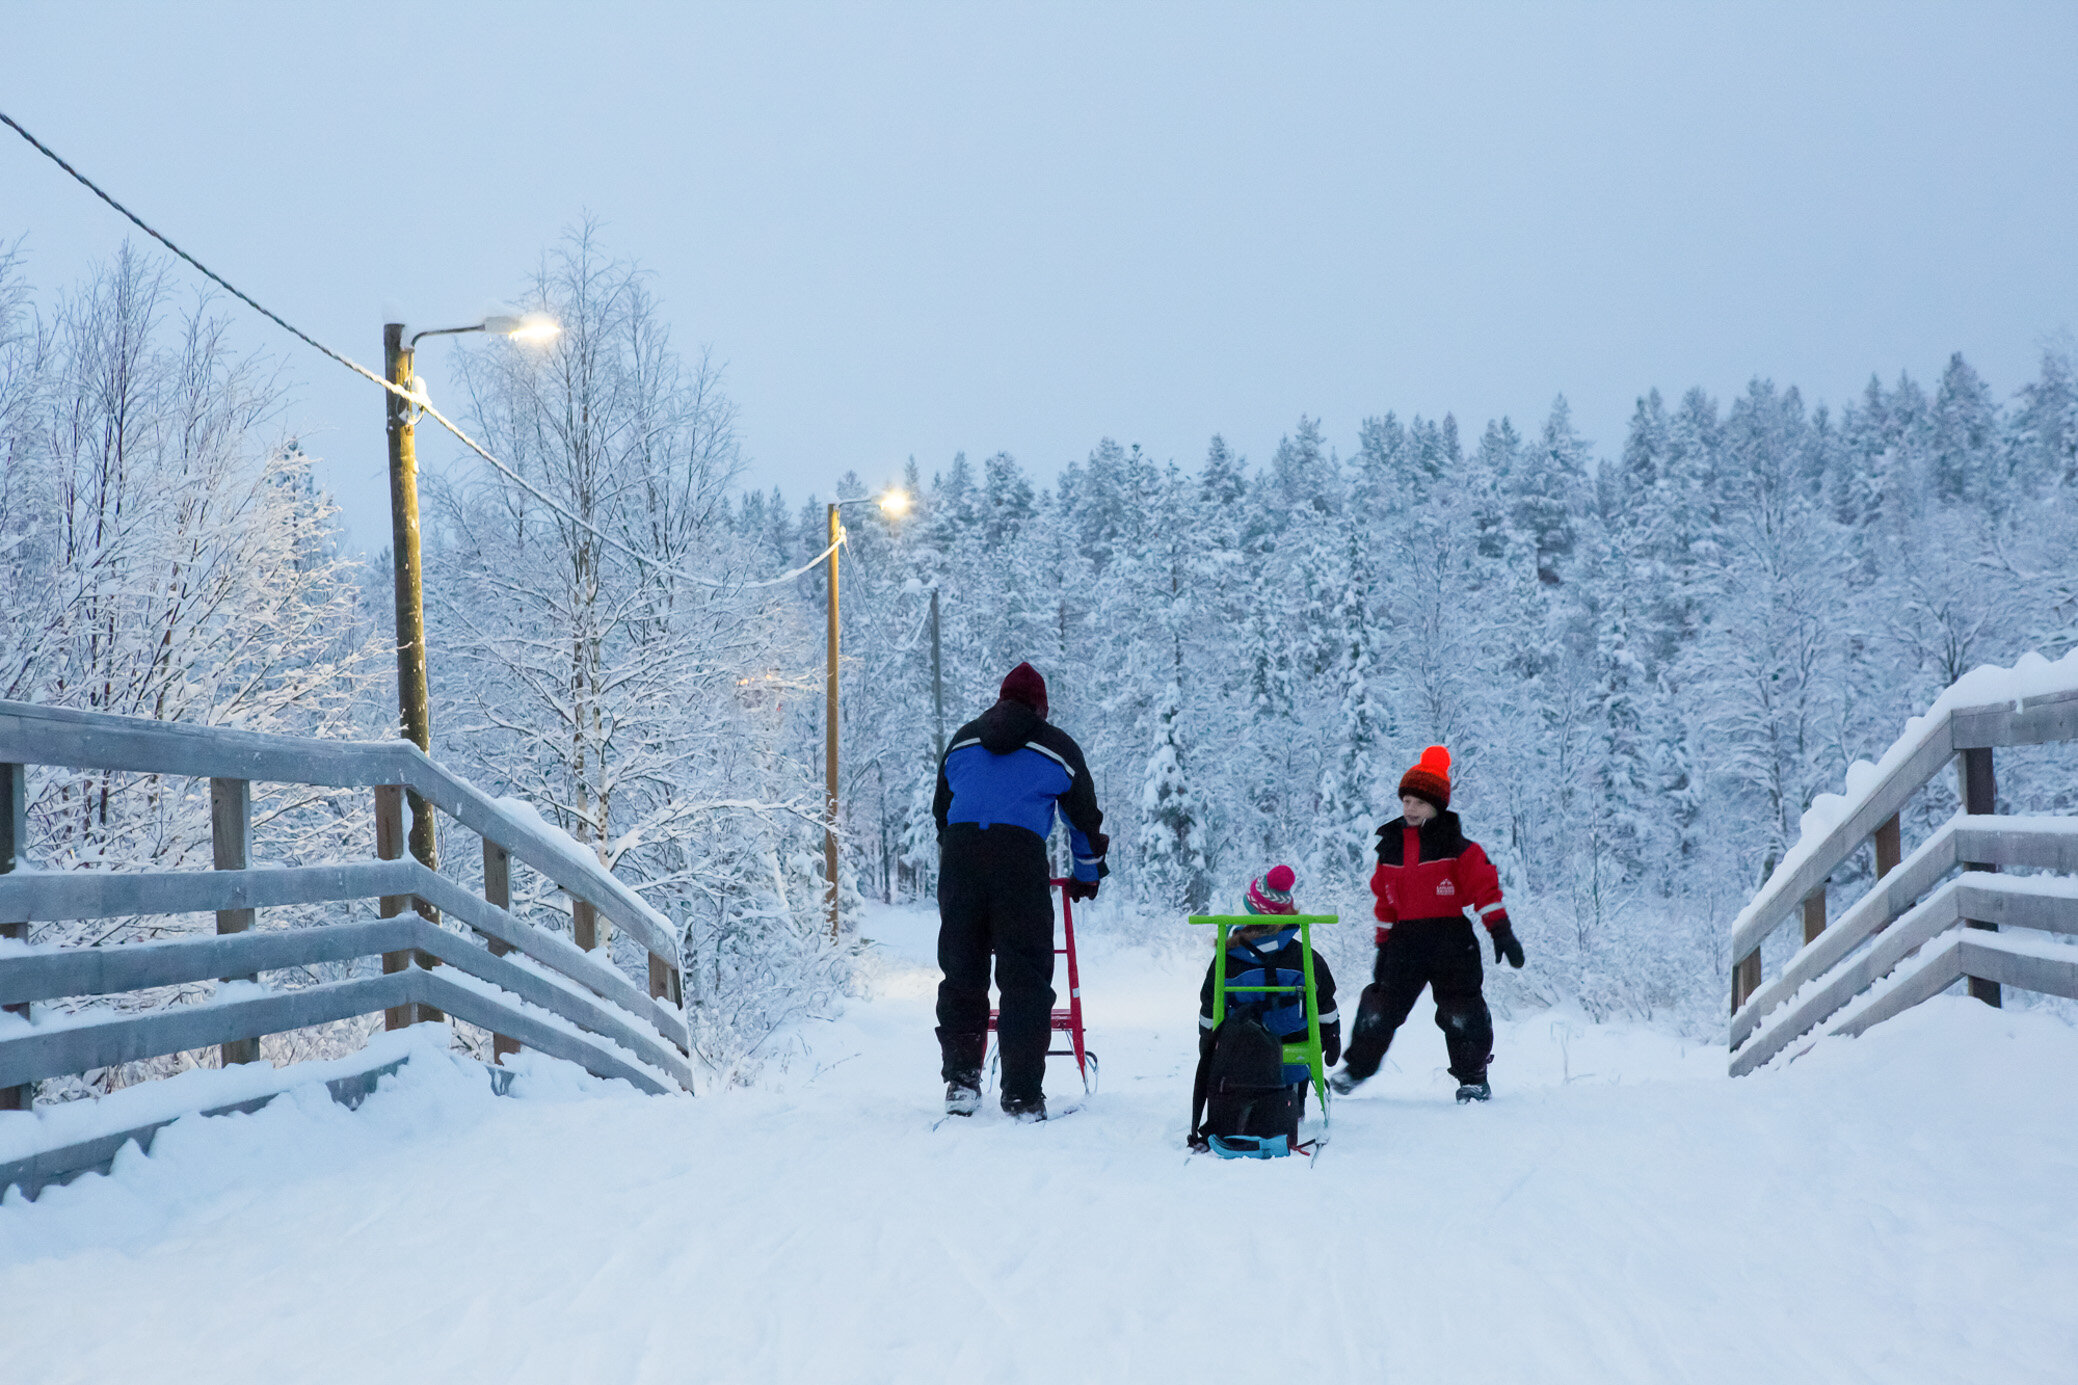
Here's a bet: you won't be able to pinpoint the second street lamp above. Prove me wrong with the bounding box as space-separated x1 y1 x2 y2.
825 487 911 939
383 312 560 870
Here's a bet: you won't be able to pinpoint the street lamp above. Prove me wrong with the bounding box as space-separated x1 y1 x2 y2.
383 313 561 870
825 488 911 938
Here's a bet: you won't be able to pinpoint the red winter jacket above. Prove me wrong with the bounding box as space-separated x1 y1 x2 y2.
1370 811 1506 946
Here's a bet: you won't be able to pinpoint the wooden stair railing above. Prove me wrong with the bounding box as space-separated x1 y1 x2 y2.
0 700 692 1121
1727 673 2078 1075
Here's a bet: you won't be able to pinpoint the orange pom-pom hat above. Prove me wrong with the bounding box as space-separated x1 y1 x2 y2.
1398 745 1452 812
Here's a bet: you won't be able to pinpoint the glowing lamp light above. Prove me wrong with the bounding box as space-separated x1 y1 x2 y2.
484 313 562 345
878 488 912 517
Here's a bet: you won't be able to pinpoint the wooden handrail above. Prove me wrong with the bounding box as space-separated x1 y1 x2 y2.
1728 722 1952 962
1730 818 1960 1049
0 860 415 923
1835 931 2078 1040
1732 874 2078 1075
1732 688 2078 964
0 699 678 964
0 861 688 1053
1726 666 2078 1073
0 699 694 1110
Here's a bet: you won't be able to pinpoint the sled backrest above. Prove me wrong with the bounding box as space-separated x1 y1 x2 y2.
1188 913 1339 1109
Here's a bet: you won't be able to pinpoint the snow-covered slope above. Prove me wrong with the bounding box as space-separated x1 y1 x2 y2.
3 904 2073 1384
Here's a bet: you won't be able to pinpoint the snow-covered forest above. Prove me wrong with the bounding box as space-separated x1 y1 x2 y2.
7 231 2078 1078
800 335 2078 1026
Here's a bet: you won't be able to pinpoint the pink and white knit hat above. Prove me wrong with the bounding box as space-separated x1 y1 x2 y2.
1244 864 1298 915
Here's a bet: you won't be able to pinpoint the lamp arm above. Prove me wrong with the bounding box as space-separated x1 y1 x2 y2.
408 323 489 349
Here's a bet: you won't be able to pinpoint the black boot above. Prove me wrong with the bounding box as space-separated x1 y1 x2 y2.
938 1028 987 1114
1001 1092 1048 1122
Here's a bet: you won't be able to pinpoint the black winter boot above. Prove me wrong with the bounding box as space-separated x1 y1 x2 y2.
945 1080 982 1117
1001 1092 1048 1122
938 1028 987 1083
1455 1080 1492 1103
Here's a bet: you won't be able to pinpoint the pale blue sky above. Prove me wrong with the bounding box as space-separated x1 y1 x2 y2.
5 2 2075 552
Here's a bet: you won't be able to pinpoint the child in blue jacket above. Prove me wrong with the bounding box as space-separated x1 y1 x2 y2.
1189 865 1340 1151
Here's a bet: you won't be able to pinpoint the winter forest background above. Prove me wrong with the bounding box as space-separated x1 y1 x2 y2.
6 230 2077 1087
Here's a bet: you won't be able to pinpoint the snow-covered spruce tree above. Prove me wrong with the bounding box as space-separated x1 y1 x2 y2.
1312 524 1389 894
425 225 838 1082
1136 674 1209 914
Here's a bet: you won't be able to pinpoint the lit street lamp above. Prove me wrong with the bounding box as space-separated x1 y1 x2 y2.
826 488 911 938
384 314 561 869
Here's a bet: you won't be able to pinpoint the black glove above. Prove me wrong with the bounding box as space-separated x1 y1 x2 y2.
1321 1022 1342 1068
1066 877 1100 903
1490 916 1525 969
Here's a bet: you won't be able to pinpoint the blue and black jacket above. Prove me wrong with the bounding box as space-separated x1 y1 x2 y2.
1198 927 1340 1085
933 698 1108 882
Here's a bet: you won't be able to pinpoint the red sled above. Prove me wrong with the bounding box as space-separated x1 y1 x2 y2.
986 877 1098 1095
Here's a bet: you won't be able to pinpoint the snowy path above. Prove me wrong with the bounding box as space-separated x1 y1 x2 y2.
4 904 2075 1384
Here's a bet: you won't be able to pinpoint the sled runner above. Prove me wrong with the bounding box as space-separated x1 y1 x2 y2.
1189 911 1340 1159
985 876 1098 1095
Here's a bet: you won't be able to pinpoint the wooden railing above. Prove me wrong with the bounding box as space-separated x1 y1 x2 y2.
0 700 692 1121
1727 682 2078 1076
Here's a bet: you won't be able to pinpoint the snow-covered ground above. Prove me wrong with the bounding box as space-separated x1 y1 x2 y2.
4 902 2074 1384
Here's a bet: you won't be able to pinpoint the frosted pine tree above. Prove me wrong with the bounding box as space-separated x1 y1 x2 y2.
1136 674 1209 913
1314 526 1389 888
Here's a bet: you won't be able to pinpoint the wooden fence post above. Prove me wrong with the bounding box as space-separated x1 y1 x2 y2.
483 838 520 1064
211 778 261 1066
648 950 679 1005
2 762 29 1110
375 785 443 1029
573 898 601 952
1731 946 1762 1016
1801 886 1828 946
1959 748 2001 1006
1873 813 1902 880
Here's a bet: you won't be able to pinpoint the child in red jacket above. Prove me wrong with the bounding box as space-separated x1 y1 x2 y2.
1330 746 1526 1102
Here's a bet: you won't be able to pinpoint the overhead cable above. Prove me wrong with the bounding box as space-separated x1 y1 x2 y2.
0 108 837 594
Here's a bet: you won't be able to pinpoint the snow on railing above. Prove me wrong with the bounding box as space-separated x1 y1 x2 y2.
0 700 692 1197
1727 651 2078 1075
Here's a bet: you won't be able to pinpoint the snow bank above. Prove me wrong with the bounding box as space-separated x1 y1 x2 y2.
0 1028 439 1165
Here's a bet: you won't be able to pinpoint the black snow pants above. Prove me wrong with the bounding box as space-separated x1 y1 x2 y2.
1341 917 1493 1085
936 822 1056 1103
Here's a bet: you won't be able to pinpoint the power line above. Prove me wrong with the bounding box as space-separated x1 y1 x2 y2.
0 110 397 398
0 108 837 594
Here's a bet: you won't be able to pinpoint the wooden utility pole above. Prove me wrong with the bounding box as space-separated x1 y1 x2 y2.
825 502 842 940
383 323 438 874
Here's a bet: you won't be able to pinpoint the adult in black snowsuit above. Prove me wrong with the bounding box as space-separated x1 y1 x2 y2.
934 662 1108 1120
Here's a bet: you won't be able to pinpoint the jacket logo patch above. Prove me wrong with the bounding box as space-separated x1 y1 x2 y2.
1435 879 1455 896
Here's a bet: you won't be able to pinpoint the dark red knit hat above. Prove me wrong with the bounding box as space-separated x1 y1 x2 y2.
1398 745 1452 811
999 662 1048 719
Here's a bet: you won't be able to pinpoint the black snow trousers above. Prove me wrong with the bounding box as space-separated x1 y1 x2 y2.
936 822 1056 1103
1341 918 1493 1085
